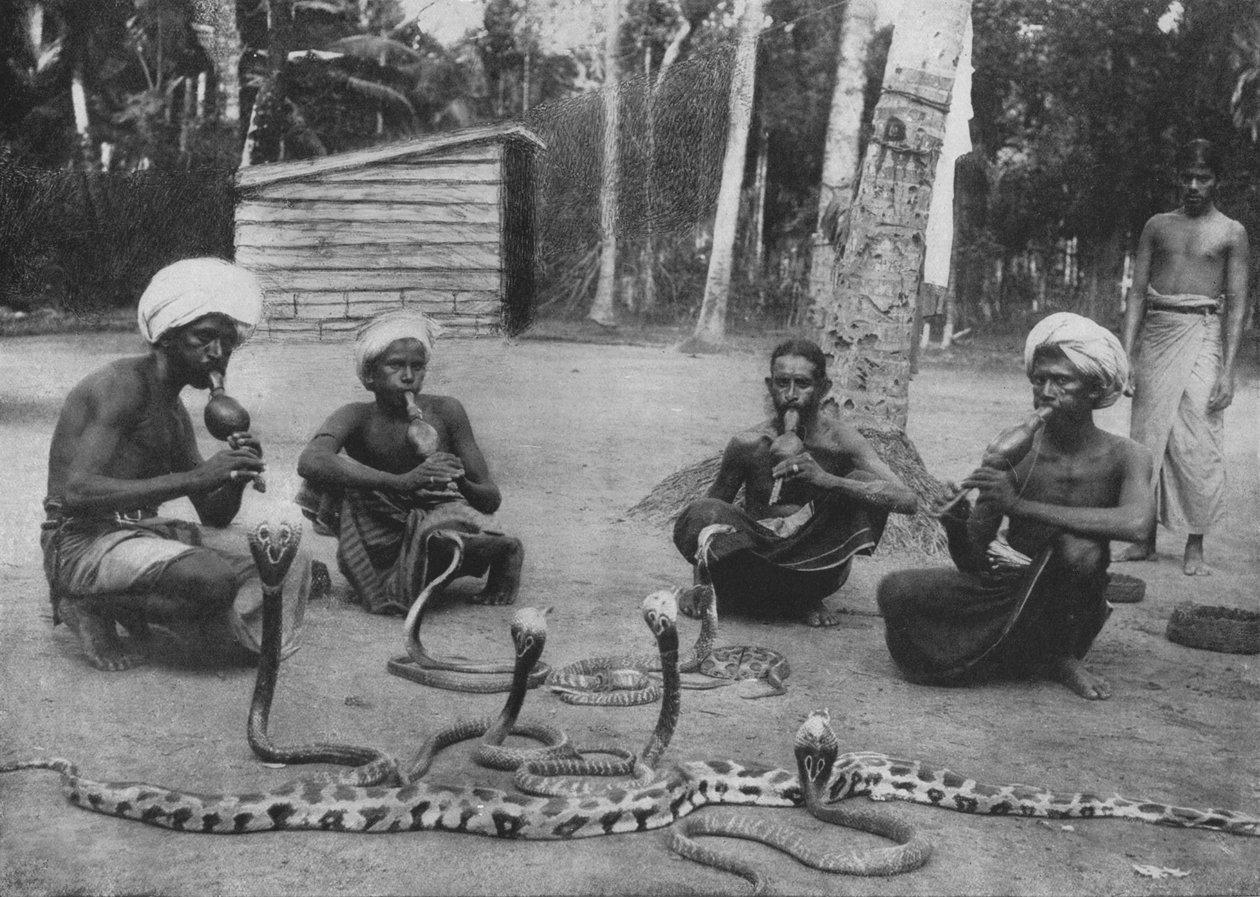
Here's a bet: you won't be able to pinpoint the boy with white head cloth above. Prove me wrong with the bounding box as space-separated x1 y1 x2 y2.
878 312 1155 701
298 309 523 615
43 257 310 671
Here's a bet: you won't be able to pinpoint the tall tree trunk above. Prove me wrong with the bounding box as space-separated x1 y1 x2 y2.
816 0 971 427
588 0 621 327
686 0 762 350
807 0 878 321
640 43 657 316
748 124 768 286
190 0 244 127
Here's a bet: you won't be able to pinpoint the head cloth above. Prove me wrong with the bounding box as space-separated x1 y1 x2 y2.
1023 312 1129 409
137 258 264 344
354 309 443 386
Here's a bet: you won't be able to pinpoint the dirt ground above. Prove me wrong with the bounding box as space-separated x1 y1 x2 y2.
1 328 1258 897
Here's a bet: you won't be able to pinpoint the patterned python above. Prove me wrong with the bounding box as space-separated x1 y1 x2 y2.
0 585 803 840
386 530 551 693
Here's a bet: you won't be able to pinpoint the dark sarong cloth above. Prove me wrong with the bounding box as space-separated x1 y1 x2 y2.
877 517 1111 685
296 481 491 615
673 493 888 619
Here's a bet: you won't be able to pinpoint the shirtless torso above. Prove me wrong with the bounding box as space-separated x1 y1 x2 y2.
297 337 521 605
1119 154 1250 573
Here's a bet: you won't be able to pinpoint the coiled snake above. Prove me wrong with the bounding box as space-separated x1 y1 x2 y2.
4 525 1259 894
546 583 790 704
386 530 550 693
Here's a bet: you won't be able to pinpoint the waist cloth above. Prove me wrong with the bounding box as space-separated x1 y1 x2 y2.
40 499 309 655
673 490 888 617
1131 285 1226 532
878 530 1111 684
296 480 494 615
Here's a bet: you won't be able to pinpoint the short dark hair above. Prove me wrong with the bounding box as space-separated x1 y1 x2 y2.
1176 138 1221 175
770 338 828 380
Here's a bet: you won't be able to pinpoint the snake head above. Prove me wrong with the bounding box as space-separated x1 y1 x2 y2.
510 606 550 660
642 588 679 636
793 709 839 788
247 521 302 588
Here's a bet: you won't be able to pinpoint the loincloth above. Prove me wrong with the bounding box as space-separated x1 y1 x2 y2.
673 492 887 618
297 480 495 614
878 535 1110 685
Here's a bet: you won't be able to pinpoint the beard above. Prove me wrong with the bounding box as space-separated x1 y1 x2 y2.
763 394 818 430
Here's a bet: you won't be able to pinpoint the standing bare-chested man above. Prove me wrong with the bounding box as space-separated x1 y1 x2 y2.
43 258 308 671
1118 138 1249 575
673 338 917 627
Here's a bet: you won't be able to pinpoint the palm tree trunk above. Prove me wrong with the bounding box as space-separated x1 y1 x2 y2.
588 0 621 327
807 0 878 319
190 0 244 126
817 0 972 427
686 0 762 350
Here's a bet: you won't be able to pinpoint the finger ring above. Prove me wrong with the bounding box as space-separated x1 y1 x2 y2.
427 476 433 485
792 464 799 474
230 471 244 482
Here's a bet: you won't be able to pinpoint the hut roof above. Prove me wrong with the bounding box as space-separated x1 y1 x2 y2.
236 123 545 191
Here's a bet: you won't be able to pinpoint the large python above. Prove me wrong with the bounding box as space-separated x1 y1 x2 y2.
386 530 550 693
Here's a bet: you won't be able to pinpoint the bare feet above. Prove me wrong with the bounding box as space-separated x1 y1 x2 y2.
803 603 842 628
1047 656 1111 700
58 599 143 672
1181 535 1210 576
1115 542 1157 563
467 534 522 605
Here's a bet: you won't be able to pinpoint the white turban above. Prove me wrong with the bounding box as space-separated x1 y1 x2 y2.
137 258 264 344
1024 312 1129 409
354 309 443 386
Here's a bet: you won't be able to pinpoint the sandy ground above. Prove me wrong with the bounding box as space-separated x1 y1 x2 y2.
1 329 1258 897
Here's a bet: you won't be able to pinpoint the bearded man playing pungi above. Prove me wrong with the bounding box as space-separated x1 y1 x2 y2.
673 338 918 627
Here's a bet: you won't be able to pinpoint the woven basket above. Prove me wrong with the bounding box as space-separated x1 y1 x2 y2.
1165 602 1260 655
1104 572 1146 604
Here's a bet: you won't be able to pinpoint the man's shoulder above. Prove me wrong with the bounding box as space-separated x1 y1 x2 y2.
420 393 468 417
68 357 150 404
1096 428 1153 466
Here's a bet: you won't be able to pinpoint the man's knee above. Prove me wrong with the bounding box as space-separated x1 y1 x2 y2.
672 497 737 558
155 551 237 616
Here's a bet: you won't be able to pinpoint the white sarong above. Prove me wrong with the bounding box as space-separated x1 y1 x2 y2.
1130 287 1226 533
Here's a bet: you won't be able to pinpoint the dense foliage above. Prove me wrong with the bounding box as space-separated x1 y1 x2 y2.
1 0 1258 328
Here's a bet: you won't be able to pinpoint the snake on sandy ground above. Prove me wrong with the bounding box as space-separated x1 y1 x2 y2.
245 522 403 787
514 588 687 796
386 530 551 693
544 583 722 706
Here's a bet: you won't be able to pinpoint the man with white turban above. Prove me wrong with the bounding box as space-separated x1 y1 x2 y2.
1118 138 1250 575
297 310 522 614
42 257 309 671
877 313 1155 701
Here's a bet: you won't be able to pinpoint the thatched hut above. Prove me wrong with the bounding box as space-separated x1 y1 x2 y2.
234 123 543 340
